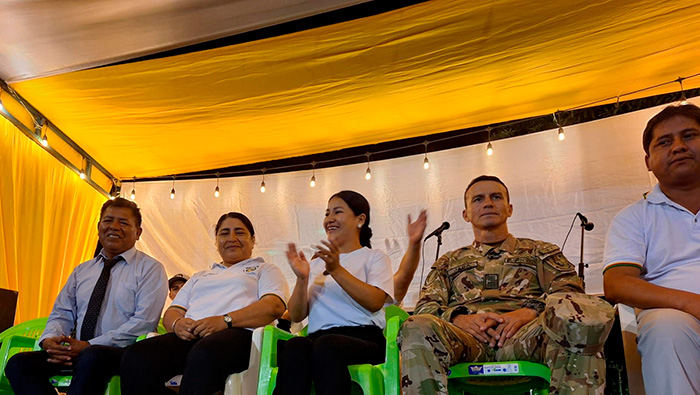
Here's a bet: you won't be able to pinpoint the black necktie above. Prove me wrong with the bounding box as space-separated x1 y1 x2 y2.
80 256 122 341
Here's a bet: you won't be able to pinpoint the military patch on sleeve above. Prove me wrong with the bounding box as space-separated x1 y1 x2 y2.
539 244 575 272
537 243 561 259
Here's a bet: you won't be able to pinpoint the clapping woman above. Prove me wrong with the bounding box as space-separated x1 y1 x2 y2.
274 191 394 395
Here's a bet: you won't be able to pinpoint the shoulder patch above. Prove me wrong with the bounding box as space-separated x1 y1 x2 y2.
537 243 561 259
540 245 575 272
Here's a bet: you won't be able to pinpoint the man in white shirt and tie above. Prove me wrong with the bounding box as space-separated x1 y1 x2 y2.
6 197 167 394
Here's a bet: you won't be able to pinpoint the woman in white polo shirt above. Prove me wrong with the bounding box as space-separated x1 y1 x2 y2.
274 190 394 395
121 212 288 395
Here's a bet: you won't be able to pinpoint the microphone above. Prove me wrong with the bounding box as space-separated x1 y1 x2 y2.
576 213 595 231
424 221 450 240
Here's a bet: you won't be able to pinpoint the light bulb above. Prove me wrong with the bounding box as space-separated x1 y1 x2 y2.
558 127 566 141
680 99 690 106
109 195 116 200
310 175 316 188
423 156 430 169
79 170 86 179
260 181 266 193
486 142 493 156
214 186 220 197
130 190 136 200
41 135 48 147
170 188 175 199
365 167 371 180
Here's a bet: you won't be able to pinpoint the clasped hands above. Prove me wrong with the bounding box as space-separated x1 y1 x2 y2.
452 308 538 348
42 336 90 365
172 316 228 341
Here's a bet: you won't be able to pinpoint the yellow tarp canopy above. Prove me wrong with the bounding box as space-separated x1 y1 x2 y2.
11 0 700 178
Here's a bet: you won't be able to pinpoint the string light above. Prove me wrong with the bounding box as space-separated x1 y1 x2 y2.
486 127 493 156
422 141 430 169
554 112 566 141
677 77 689 105
214 173 220 197
79 158 86 179
40 126 48 147
130 177 136 200
364 153 372 180
260 169 266 193
170 176 176 200
309 162 316 188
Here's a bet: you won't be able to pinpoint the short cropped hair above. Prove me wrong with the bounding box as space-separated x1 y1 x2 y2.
100 198 142 227
643 103 700 155
464 175 510 206
214 212 255 237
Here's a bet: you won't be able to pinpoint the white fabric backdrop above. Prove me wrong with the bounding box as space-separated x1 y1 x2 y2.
131 101 690 308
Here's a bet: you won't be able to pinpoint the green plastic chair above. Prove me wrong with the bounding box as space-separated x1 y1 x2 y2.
446 360 551 394
0 317 48 393
0 318 48 344
257 305 409 395
0 316 162 395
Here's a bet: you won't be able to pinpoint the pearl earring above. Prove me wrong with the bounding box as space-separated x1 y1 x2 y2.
357 224 362 228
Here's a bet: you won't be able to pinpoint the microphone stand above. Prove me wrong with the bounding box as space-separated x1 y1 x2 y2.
435 233 443 263
578 222 589 290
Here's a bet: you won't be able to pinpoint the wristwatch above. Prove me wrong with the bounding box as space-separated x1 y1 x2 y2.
223 314 233 328
522 299 546 315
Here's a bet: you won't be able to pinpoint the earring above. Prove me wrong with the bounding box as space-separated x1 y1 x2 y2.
357 224 362 228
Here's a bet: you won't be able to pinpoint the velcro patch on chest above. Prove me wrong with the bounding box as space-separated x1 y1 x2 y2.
484 274 499 289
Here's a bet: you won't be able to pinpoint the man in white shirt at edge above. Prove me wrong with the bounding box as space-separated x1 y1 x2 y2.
603 103 700 394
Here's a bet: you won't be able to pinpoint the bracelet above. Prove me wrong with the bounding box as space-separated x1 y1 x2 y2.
171 317 183 332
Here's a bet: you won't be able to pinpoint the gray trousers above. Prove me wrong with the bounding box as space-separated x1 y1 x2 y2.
637 308 700 395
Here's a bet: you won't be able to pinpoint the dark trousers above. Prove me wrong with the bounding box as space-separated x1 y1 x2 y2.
6 345 124 395
273 325 385 395
120 328 252 395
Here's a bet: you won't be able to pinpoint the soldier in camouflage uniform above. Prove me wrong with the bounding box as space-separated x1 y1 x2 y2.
398 175 614 395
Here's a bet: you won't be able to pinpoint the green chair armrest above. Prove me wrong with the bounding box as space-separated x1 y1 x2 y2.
258 325 299 395
0 335 41 390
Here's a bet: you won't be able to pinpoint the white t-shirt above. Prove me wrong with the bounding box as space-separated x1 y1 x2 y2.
603 184 700 294
172 257 289 324
307 247 394 334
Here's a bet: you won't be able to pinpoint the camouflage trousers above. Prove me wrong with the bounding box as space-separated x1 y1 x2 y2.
397 314 606 395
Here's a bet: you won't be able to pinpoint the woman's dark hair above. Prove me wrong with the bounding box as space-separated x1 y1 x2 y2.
214 212 255 237
330 190 373 248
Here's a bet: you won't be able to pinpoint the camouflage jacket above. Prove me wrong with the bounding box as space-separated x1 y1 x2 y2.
415 234 583 322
